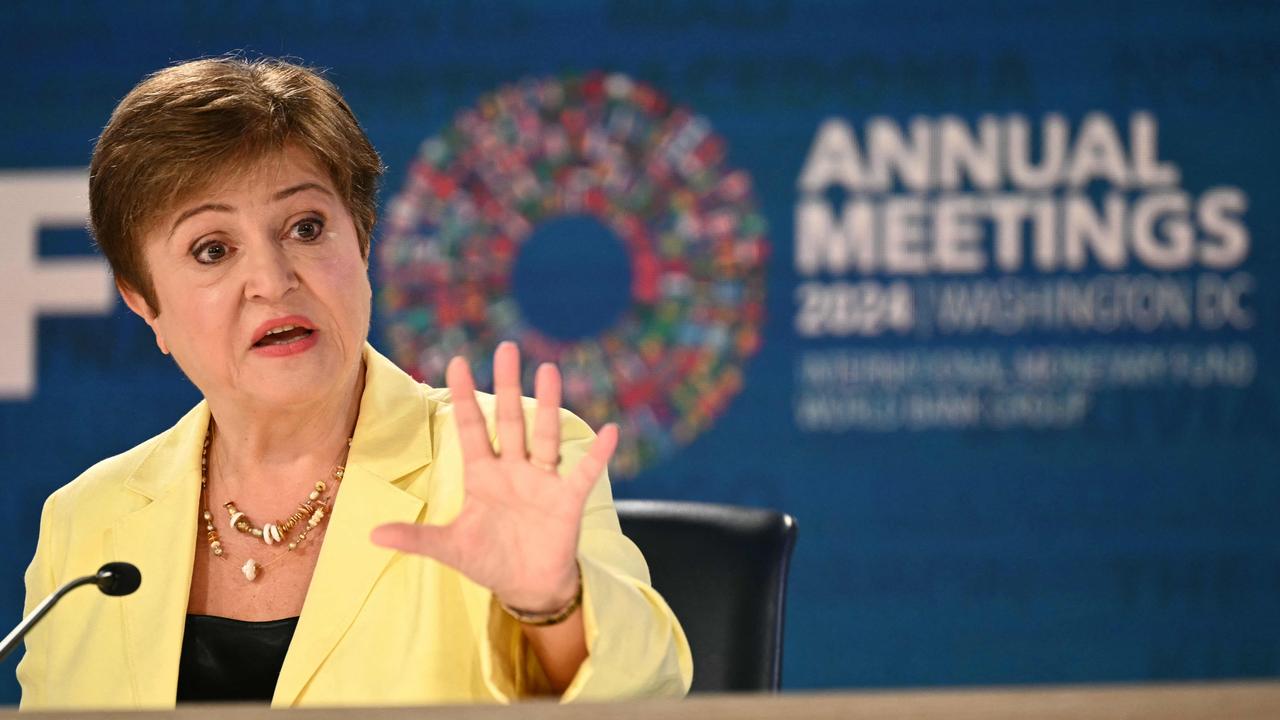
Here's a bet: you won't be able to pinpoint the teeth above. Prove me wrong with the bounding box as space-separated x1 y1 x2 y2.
265 324 297 336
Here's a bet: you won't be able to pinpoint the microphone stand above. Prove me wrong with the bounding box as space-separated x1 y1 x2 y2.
0 563 140 664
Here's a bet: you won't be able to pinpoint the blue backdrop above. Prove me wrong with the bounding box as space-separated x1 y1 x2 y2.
2 0 1278 704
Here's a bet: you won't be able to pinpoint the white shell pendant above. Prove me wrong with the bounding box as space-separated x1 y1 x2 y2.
242 558 259 581
263 523 282 546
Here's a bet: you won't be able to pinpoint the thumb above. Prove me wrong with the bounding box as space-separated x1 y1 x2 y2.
370 522 454 562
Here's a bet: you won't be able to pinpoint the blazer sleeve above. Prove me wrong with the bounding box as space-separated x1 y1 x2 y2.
479 409 693 701
562 470 694 701
17 492 59 709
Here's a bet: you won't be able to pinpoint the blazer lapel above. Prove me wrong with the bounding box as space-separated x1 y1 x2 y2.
110 402 207 706
274 344 434 706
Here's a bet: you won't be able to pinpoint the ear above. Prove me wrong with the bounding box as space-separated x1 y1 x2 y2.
117 280 169 355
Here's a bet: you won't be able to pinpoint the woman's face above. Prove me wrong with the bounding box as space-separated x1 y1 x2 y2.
123 145 371 412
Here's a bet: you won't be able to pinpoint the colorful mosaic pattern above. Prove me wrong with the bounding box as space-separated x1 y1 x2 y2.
379 72 768 477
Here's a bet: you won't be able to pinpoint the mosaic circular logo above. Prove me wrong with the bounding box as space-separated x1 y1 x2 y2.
379 72 768 477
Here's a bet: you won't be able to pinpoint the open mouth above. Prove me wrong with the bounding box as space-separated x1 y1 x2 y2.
253 325 315 348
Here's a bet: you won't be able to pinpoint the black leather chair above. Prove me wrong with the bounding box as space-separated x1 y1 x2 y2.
614 500 797 693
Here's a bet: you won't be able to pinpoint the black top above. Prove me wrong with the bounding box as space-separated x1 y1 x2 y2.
176 614 299 703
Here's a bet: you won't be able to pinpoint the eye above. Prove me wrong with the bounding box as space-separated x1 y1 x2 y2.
290 216 326 242
193 240 231 265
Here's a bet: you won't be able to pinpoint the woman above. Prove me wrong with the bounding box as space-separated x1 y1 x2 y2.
18 57 691 709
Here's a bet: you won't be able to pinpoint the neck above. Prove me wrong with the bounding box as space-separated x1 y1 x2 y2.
206 359 365 494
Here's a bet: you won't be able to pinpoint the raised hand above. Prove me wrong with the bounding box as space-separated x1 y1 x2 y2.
370 341 619 612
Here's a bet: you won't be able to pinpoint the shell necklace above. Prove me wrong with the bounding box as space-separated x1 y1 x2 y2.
200 424 348 581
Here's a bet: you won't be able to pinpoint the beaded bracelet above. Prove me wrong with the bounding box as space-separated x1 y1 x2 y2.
498 568 583 627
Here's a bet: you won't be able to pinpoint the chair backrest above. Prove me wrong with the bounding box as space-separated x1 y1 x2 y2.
614 500 798 693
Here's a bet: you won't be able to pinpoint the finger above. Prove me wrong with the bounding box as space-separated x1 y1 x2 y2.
446 355 496 463
566 423 619 496
530 363 562 471
492 341 527 461
370 522 457 566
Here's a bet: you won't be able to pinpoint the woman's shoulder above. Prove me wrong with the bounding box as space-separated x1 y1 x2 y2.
44 399 204 523
46 432 168 513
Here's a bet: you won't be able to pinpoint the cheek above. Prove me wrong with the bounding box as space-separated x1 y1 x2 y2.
157 287 236 346
317 252 372 322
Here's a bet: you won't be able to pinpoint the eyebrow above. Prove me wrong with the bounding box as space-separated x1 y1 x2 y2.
273 182 335 202
167 182 336 238
168 203 233 237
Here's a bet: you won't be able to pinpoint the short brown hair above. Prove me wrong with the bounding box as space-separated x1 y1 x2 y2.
90 56 383 312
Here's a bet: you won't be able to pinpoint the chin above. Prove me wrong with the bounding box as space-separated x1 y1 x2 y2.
245 373 339 409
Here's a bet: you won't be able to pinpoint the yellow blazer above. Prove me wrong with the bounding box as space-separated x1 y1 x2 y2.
18 344 692 709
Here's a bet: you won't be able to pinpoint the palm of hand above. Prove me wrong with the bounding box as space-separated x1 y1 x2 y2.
371 342 617 612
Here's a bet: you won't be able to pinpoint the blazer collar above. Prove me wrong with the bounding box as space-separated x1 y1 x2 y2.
112 343 436 707
112 401 207 705
344 342 435 486
275 344 433 705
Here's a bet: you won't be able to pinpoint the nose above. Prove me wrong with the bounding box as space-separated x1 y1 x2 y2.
243 237 299 302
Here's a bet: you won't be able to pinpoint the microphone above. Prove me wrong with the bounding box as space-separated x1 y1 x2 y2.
0 562 141 663
94 562 142 596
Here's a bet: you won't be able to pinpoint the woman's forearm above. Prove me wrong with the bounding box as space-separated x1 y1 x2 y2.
522 609 587 694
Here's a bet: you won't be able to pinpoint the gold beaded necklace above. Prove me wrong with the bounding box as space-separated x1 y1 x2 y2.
200 425 348 582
